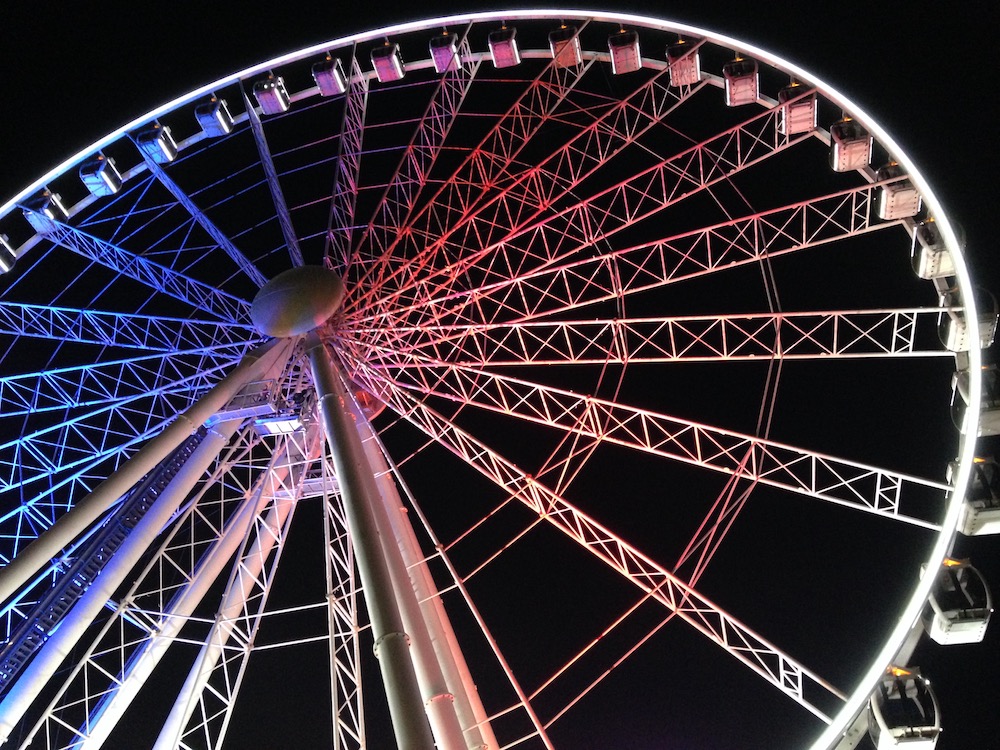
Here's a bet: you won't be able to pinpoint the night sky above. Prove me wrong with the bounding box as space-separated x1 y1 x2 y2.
2 2 999 749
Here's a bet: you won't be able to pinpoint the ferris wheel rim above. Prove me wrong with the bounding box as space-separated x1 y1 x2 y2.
0 9 985 750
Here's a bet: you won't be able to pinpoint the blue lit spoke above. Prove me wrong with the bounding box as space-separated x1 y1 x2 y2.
0 302 259 351
25 214 253 325
0 345 247 417
0 362 233 494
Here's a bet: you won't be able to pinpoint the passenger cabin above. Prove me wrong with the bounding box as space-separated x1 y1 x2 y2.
666 38 700 87
0 235 15 274
777 83 816 135
430 33 459 74
80 154 122 197
722 57 758 106
940 293 999 353
922 558 992 644
830 119 872 172
135 123 178 164
488 26 520 69
608 30 641 75
909 218 955 280
867 667 941 750
195 96 235 136
953 457 1000 535
548 25 582 69
951 364 1000 437
253 76 290 115
371 42 405 83
312 58 347 97
22 190 69 233
876 162 922 220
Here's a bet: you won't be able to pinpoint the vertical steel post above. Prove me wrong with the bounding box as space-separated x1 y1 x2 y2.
307 335 435 750
356 420 498 749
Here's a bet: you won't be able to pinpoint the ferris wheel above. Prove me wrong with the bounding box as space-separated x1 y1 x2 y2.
0 9 996 749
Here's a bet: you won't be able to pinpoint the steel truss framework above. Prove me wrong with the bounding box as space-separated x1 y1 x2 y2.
0 10 986 750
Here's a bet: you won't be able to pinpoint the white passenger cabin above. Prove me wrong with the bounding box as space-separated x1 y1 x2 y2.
867 668 940 750
952 457 1000 535
830 119 872 172
777 83 816 135
608 30 641 75
940 300 999 353
548 25 582 69
922 559 992 644
876 162 921 220
909 218 955 280
666 39 700 87
951 365 1000 436
723 57 758 106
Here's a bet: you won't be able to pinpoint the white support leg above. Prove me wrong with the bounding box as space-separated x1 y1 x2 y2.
151 430 318 750
0 417 244 743
0 338 294 607
307 335 437 750
356 418 498 749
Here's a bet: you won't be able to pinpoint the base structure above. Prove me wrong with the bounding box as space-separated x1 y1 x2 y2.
307 333 497 750
0 328 498 749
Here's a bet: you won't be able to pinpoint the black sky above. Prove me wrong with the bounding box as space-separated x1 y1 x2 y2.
2 2 999 749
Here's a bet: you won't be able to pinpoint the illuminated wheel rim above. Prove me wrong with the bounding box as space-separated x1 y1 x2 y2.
0 10 983 749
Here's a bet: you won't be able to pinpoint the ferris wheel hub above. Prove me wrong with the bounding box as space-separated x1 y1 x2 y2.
250 265 345 337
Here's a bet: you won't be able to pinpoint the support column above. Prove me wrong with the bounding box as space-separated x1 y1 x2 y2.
356 418 497 749
0 338 294 607
0 417 244 742
307 335 435 750
151 431 317 750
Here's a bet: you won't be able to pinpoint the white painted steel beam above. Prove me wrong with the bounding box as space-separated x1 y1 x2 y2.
0 417 243 743
0 338 293 608
307 335 436 750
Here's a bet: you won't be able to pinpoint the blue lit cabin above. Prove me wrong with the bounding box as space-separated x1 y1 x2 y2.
22 190 69 232
922 559 992 644
867 668 940 750
135 123 178 164
79 154 122 197
195 96 235 136
0 235 15 274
